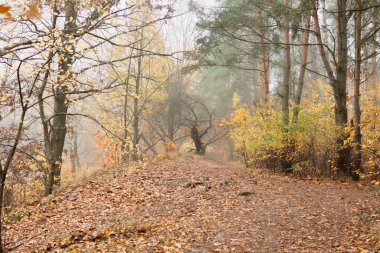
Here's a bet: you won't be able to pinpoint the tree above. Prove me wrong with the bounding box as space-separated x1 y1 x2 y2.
279 0 292 171
191 0 282 106
189 0 380 177
311 0 356 179
181 94 227 155
282 0 291 126
292 13 311 124
0 3 46 250
353 0 363 173
132 27 145 161
44 0 78 195
89 3 175 163
0 60 35 252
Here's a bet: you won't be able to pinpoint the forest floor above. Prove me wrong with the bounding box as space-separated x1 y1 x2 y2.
5 156 380 252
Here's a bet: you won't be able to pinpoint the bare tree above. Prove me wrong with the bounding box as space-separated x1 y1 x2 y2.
181 94 227 155
0 60 34 252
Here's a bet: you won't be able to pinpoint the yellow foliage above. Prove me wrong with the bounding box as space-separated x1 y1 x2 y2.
228 81 337 172
228 96 284 166
229 78 380 176
360 84 380 172
90 9 174 165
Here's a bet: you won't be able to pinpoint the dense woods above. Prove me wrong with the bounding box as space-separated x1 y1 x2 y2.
0 0 379 251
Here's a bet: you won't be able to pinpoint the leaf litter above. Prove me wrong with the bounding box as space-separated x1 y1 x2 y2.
5 157 380 252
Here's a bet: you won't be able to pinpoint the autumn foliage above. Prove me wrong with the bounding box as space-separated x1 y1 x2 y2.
229 79 380 182
0 2 41 20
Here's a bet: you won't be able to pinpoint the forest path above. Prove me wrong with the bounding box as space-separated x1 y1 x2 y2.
6 157 380 252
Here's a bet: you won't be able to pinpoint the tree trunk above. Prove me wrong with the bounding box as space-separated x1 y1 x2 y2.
334 0 351 177
312 0 355 179
258 16 270 103
122 55 132 161
70 130 80 174
282 0 291 126
261 43 270 103
280 0 291 171
0 186 4 253
353 0 362 176
37 0 57 195
132 29 144 161
321 0 329 41
293 14 311 124
191 126 206 155
45 0 77 195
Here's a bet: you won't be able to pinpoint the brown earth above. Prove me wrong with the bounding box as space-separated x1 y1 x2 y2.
5 157 380 252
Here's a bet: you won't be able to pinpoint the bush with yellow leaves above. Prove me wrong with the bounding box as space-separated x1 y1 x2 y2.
229 79 380 180
228 81 343 175
359 85 380 182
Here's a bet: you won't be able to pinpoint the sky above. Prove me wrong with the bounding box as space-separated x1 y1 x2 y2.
163 0 218 55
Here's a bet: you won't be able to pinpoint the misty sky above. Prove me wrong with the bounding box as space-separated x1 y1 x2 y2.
163 0 218 54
